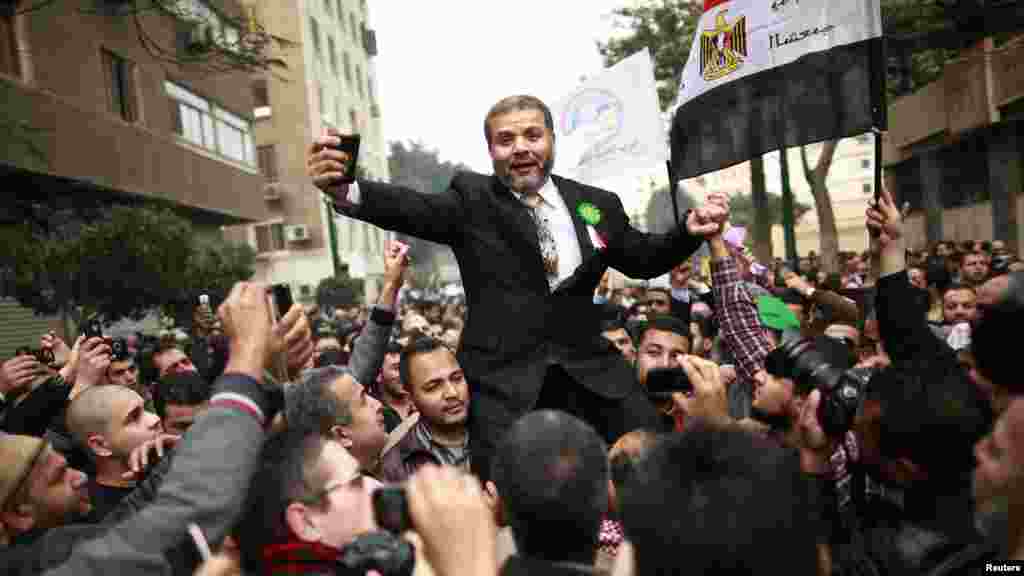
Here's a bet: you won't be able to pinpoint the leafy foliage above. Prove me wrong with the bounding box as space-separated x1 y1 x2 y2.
315 274 363 312
1 203 254 326
598 0 703 111
643 184 810 236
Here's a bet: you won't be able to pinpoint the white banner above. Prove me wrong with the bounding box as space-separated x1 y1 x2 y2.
552 49 667 186
674 0 882 110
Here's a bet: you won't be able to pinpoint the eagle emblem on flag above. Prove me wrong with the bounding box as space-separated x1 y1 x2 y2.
700 10 748 82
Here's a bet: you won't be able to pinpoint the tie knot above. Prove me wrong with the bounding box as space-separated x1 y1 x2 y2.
523 191 543 210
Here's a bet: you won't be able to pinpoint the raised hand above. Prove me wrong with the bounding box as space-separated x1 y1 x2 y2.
686 193 730 238
0 354 43 397
75 337 112 390
671 355 730 427
122 433 181 480
218 282 275 382
279 303 314 381
382 240 411 287
865 185 903 249
306 128 353 201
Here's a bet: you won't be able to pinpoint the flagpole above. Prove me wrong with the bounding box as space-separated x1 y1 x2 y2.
667 160 681 231
780 148 798 267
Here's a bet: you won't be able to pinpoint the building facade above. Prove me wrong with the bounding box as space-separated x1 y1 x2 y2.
229 0 390 306
0 0 268 356
884 37 1024 255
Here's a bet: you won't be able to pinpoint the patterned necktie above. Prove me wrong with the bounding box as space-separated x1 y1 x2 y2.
522 192 559 287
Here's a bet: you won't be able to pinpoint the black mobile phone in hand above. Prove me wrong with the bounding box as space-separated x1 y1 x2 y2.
330 134 361 184
83 318 103 340
645 367 693 399
268 284 294 322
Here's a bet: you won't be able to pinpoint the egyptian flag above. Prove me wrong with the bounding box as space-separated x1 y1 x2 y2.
670 0 885 180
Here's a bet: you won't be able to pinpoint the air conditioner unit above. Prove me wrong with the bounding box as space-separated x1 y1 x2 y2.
263 183 283 201
285 224 309 243
298 284 314 298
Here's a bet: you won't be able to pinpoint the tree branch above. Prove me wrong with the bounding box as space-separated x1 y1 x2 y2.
800 144 813 181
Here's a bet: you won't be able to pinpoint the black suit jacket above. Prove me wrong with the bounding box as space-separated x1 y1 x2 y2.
339 171 702 412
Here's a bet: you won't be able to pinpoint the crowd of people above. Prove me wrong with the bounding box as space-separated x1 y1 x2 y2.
2 91 1024 576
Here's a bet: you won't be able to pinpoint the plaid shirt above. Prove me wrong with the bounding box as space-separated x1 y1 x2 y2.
598 519 625 557
712 257 772 384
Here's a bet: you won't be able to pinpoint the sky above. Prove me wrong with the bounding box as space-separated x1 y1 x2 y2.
369 1 632 174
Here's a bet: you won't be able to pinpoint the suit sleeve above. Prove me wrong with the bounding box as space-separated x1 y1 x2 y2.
876 270 945 366
602 193 703 279
332 174 466 247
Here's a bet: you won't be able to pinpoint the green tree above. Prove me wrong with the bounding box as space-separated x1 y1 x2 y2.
644 183 810 236
315 273 363 313
1 203 253 327
386 141 469 286
598 0 702 111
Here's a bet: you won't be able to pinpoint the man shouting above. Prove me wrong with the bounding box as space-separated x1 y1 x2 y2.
308 95 726 480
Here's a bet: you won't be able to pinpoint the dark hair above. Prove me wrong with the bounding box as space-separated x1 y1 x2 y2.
153 372 209 419
638 315 690 346
483 95 554 146
239 428 328 572
491 411 609 564
621 421 819 575
139 340 180 385
285 366 354 435
691 314 718 342
942 282 976 299
974 303 1024 393
866 358 991 493
398 335 450 392
960 251 986 264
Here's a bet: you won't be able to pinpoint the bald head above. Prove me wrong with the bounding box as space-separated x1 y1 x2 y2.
66 385 161 461
67 385 139 443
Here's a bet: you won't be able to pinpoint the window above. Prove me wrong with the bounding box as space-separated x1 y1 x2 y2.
310 16 321 60
257 145 278 180
343 51 352 85
323 0 331 16
252 78 269 108
0 12 19 78
166 81 255 166
337 2 345 32
328 36 338 76
103 49 137 122
255 222 285 253
349 13 357 41
367 74 375 103
863 183 872 195
349 108 358 132
861 159 871 169
355 63 364 98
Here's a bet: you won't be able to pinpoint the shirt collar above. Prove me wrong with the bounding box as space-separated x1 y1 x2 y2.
511 176 557 208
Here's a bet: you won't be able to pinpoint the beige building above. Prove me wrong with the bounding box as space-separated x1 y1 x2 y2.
0 0 267 356
679 135 876 259
884 37 1024 255
229 0 390 306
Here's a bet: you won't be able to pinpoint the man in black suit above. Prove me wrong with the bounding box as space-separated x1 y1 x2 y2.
307 95 726 480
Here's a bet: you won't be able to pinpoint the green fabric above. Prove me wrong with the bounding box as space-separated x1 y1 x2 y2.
757 295 801 331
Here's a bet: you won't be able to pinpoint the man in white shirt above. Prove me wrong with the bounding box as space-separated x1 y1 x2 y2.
307 94 727 481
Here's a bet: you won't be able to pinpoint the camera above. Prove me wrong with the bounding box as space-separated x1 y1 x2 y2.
15 346 54 366
83 318 104 340
110 338 130 361
764 337 872 437
268 284 294 322
335 531 414 576
644 367 693 398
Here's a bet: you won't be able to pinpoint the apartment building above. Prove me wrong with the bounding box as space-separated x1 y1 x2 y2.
232 0 390 306
0 0 267 356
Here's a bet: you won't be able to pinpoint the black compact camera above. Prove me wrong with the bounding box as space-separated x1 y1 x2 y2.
268 284 294 322
645 367 693 398
335 531 414 576
15 346 54 366
82 318 104 340
765 337 873 437
110 338 130 361
373 485 411 535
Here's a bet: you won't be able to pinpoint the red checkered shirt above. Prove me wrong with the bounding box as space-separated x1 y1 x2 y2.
712 256 772 383
598 519 624 557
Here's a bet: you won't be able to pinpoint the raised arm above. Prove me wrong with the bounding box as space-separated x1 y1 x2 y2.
349 241 408 387
604 190 726 279
308 131 465 246
710 235 772 383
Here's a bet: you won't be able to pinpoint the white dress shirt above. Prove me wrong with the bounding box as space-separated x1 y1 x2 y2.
341 177 584 288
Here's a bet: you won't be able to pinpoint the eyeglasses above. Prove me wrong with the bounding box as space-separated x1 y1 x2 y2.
299 470 364 505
